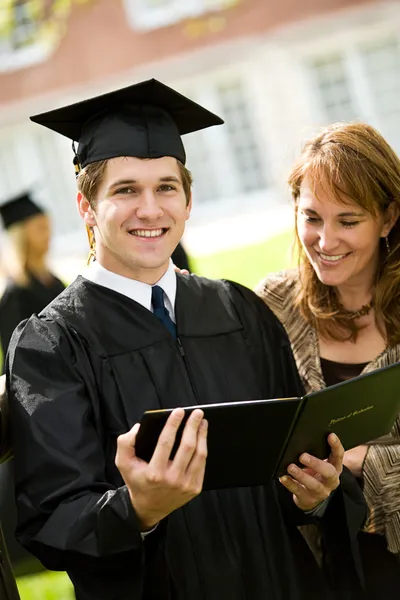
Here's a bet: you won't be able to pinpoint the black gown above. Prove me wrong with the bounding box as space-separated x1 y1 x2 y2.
0 272 65 576
7 274 367 600
0 272 65 363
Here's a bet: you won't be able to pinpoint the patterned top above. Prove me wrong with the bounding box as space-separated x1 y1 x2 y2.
256 269 400 554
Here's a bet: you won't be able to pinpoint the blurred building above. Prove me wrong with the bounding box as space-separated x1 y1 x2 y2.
0 0 399 277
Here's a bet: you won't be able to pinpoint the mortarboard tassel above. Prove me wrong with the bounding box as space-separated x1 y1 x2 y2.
73 142 96 265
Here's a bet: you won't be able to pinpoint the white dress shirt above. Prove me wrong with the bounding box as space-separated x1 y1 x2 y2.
82 260 177 321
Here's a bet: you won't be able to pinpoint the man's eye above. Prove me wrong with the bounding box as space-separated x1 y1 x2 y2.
159 184 176 192
115 188 134 195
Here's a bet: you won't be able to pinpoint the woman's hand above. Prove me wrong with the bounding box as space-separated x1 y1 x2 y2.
343 444 368 479
280 433 344 511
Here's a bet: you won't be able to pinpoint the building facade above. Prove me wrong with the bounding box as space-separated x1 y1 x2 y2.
0 0 398 276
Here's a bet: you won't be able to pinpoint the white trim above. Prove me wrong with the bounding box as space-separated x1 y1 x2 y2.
123 0 235 31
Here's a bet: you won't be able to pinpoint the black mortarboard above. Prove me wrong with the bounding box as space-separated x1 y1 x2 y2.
30 79 224 168
0 193 44 230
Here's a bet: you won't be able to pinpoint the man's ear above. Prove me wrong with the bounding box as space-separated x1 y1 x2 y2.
77 192 97 227
185 192 193 221
382 201 399 237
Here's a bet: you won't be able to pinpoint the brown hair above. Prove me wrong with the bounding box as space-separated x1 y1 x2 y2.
77 157 193 207
288 122 400 345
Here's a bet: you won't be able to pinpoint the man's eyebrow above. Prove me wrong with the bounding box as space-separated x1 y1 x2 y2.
159 176 181 183
107 179 137 190
107 176 182 190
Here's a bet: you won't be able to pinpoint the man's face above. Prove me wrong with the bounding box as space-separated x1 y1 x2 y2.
78 156 191 283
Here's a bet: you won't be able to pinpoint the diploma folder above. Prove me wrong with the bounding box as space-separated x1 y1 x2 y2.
135 361 400 490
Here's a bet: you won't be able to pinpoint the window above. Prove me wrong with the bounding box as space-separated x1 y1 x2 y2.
308 54 357 122
360 37 400 153
0 0 51 72
183 130 219 204
178 76 268 210
124 0 234 31
216 79 266 193
307 35 400 154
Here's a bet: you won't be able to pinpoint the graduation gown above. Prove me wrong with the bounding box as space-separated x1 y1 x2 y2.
0 272 65 361
0 271 65 579
7 274 367 600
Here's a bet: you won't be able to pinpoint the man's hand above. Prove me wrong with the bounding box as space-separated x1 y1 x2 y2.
279 433 343 512
115 408 208 531
343 444 368 479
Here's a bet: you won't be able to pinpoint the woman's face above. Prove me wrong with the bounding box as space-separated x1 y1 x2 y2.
24 213 51 257
296 177 393 289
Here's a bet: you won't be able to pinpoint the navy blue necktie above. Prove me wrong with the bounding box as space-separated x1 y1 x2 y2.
151 285 176 339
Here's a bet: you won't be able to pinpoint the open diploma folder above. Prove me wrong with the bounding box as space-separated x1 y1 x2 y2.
135 361 400 490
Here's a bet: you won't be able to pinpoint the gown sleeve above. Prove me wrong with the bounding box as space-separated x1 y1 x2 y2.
0 287 26 366
7 316 145 576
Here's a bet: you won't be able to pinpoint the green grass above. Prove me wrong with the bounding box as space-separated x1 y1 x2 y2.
14 229 294 599
191 229 295 288
17 571 74 600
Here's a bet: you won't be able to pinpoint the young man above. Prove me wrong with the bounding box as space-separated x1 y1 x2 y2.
7 80 366 600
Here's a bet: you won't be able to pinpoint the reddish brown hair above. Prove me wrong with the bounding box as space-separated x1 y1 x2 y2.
288 122 400 344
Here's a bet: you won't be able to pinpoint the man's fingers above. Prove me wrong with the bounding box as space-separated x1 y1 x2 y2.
170 409 204 474
150 408 185 470
115 423 140 468
187 419 208 488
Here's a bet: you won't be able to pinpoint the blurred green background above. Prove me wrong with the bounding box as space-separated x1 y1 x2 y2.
14 228 294 599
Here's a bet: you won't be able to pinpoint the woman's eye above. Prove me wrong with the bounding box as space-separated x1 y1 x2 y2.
341 221 360 228
304 215 320 223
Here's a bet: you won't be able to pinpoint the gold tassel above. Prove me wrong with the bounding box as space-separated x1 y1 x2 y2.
72 147 95 265
86 226 96 265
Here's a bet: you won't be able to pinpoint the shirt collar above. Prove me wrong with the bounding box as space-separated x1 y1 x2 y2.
82 260 177 314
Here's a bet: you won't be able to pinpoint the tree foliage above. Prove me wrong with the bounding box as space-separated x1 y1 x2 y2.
0 0 95 49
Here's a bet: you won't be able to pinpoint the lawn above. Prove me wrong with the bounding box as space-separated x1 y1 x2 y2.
192 229 295 287
15 229 294 599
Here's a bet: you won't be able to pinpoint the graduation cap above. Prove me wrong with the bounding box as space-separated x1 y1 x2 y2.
30 78 224 169
0 193 44 230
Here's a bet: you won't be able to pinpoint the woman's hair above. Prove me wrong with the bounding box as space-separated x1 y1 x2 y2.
288 122 400 345
2 222 30 286
77 157 193 207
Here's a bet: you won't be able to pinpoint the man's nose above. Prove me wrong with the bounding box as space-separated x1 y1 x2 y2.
135 191 164 220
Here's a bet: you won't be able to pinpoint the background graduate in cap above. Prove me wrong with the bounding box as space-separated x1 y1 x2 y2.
8 79 366 600
0 192 65 588
0 192 64 365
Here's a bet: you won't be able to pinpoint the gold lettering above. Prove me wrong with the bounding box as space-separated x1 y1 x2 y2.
329 405 374 428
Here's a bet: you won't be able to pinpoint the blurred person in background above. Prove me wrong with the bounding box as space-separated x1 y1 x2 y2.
172 241 192 272
0 192 65 583
257 122 400 599
0 192 65 366
0 372 20 600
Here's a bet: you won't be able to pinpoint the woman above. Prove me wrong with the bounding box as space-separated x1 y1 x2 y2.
0 192 65 364
0 192 65 579
257 122 400 598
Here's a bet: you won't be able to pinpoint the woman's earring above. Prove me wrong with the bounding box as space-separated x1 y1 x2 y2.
385 236 391 254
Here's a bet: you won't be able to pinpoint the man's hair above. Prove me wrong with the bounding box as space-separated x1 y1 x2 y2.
77 157 193 208
288 121 400 345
